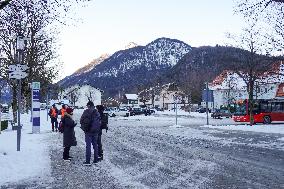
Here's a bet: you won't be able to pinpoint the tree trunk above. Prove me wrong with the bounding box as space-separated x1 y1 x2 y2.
248 80 254 126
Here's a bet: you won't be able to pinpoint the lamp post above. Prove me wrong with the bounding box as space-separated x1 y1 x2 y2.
174 93 178 126
205 82 209 125
202 51 209 125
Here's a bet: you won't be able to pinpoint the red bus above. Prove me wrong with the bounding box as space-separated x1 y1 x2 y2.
233 99 284 124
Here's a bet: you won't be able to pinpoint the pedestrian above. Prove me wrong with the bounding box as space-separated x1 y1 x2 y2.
96 105 108 160
48 104 59 132
60 104 67 120
62 107 77 161
80 101 101 166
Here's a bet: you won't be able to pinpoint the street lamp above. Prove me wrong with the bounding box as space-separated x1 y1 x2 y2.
205 82 209 125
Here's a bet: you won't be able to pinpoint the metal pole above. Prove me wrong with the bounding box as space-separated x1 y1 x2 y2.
206 82 209 125
46 92 48 121
175 96 177 125
30 83 33 122
0 105 2 134
17 79 21 151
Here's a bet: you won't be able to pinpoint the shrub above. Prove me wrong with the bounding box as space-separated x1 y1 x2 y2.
1 120 8 131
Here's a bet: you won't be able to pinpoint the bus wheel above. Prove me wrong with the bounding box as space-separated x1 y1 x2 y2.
263 116 271 124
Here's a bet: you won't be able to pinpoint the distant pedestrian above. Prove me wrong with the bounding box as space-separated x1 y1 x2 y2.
80 101 101 166
60 104 67 120
96 105 108 160
48 104 59 132
62 107 77 161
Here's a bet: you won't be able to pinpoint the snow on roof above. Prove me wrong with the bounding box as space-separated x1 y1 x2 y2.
125 94 138 100
210 61 284 90
209 71 246 90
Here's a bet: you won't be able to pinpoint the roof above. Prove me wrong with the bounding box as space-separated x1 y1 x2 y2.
125 94 138 100
209 61 284 90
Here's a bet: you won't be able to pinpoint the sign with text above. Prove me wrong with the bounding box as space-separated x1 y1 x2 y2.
32 82 40 133
8 64 29 79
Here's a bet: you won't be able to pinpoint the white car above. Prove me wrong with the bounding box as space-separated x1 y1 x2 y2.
104 108 116 117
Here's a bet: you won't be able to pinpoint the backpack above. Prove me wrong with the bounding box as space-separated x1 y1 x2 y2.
101 113 108 130
80 109 94 132
89 111 101 133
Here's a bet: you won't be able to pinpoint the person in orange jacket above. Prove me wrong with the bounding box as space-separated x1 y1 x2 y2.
60 104 67 120
48 104 59 132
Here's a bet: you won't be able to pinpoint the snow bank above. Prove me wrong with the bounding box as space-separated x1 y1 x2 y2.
0 111 51 185
203 124 284 134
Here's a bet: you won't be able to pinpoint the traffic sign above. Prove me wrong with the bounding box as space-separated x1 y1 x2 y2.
9 70 28 79
8 64 29 79
8 64 29 72
18 64 29 71
32 82 40 90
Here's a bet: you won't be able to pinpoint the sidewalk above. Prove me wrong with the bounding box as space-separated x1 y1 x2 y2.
0 111 52 186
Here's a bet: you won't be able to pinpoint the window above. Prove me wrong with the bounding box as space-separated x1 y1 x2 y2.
260 102 270 113
271 102 282 112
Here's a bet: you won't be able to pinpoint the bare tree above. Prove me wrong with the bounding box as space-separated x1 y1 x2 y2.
0 0 92 121
235 0 284 50
227 23 276 125
0 0 12 10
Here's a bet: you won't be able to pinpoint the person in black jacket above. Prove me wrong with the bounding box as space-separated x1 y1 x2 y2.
96 105 108 160
62 107 77 161
80 101 101 166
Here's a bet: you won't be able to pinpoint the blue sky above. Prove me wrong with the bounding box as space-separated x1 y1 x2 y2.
58 0 244 78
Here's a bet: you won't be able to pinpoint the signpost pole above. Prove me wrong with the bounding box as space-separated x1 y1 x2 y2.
46 93 48 121
17 79 21 151
0 105 2 134
32 82 40 134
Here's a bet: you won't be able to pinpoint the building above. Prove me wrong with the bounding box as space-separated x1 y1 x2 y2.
58 85 102 108
138 83 189 110
209 61 284 109
120 94 139 107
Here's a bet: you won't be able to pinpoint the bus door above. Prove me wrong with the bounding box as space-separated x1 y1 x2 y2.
271 102 284 121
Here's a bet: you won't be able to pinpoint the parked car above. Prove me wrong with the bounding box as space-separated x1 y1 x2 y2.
130 107 145 116
110 108 133 117
211 109 232 119
196 107 211 113
104 108 116 117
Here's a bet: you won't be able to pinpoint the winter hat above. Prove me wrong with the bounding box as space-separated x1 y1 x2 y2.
66 107 73 114
86 101 94 107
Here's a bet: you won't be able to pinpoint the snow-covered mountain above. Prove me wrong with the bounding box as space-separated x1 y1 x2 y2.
125 42 139 50
59 37 192 96
73 54 110 76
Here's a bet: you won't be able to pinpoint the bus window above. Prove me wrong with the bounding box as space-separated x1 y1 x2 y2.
272 102 282 112
234 104 247 116
260 101 270 113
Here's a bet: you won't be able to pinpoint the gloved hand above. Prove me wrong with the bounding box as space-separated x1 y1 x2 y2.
106 127 108 133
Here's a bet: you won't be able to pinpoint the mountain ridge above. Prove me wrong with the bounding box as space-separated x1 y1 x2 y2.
58 37 192 96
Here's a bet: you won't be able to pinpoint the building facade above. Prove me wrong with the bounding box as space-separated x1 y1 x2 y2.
209 62 284 109
59 85 102 108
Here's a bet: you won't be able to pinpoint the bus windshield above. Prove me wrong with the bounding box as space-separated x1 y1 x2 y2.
234 104 247 116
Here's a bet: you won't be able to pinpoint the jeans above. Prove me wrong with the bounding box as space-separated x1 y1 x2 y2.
85 133 99 163
98 133 103 157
